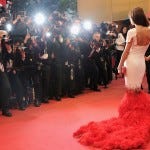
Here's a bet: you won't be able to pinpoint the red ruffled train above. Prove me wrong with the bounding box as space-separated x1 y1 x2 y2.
73 91 150 150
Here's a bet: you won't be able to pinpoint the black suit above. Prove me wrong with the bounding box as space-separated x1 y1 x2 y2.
0 63 11 113
48 39 63 100
145 46 150 92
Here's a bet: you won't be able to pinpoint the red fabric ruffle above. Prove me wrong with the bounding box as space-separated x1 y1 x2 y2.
0 0 6 7
73 91 150 150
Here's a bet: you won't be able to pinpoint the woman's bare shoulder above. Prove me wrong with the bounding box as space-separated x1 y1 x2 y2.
136 26 150 35
137 26 150 45
128 28 136 32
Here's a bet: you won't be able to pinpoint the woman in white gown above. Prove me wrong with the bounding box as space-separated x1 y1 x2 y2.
118 8 150 91
74 7 150 150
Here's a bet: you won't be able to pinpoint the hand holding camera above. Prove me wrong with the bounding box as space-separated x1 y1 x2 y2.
0 63 4 72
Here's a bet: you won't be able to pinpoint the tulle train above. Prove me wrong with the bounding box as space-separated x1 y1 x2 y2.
73 91 150 150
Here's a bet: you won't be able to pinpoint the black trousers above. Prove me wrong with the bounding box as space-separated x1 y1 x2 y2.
146 62 150 91
98 62 108 86
50 62 62 97
107 63 113 83
0 72 11 112
7 72 24 107
75 66 84 94
63 66 75 96
42 65 51 100
113 50 123 74
29 69 42 102
88 60 99 90
18 71 29 98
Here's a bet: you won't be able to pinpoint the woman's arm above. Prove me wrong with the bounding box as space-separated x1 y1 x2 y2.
117 39 133 73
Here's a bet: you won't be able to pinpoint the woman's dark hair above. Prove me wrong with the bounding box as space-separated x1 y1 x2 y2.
129 7 149 27
120 26 127 33
120 26 128 39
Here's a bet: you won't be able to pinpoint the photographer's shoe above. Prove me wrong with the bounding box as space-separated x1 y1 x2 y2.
34 100 41 107
2 111 12 117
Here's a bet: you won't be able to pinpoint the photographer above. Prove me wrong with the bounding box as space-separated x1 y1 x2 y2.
12 15 28 43
13 43 29 107
88 32 102 91
2 40 25 110
24 34 44 107
48 35 64 101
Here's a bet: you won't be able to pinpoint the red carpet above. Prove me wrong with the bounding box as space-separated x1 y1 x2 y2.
0 78 150 150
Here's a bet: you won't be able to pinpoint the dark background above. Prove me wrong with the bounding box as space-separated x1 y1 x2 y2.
11 0 77 15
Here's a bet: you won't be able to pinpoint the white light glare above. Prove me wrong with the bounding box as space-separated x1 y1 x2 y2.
46 32 51 37
70 24 80 35
83 20 92 30
34 13 45 25
6 24 12 31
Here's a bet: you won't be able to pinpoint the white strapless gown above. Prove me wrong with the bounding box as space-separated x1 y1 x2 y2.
74 28 150 150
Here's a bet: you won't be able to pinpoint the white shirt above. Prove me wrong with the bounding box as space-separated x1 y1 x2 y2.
115 33 126 51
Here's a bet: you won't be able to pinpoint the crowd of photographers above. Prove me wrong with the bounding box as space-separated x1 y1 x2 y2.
0 11 129 117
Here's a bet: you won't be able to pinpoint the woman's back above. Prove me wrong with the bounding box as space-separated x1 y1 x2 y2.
124 26 150 90
136 26 150 46
127 27 150 52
